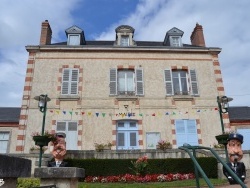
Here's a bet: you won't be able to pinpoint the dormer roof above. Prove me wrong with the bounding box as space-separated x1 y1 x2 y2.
65 25 86 45
164 27 184 46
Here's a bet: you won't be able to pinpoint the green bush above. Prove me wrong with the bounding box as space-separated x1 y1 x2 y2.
17 178 40 188
64 157 217 178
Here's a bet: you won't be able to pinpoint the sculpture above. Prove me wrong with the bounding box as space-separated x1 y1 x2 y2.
48 132 68 167
223 133 246 184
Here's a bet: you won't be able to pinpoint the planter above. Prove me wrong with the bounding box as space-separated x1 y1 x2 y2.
33 136 52 147
215 134 229 145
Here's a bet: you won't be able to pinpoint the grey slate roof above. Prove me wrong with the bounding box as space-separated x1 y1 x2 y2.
0 107 20 123
228 106 250 121
51 41 201 48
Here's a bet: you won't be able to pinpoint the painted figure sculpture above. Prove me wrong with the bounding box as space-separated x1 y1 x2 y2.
48 132 68 167
223 133 246 184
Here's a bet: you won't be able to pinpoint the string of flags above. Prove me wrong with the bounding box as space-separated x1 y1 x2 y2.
49 108 220 118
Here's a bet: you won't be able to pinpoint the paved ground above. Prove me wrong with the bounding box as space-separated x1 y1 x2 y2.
215 177 249 188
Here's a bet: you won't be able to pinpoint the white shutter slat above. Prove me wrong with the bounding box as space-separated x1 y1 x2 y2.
62 69 70 94
136 68 144 96
164 69 173 95
110 69 117 95
190 69 199 95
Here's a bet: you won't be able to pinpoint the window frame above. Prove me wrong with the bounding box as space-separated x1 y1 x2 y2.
116 120 139 150
67 34 81 45
164 68 199 96
61 68 79 95
56 121 78 150
170 36 182 47
110 68 144 96
120 35 129 46
0 131 10 154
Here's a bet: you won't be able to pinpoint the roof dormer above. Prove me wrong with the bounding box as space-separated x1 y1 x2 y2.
164 27 184 47
114 25 136 46
65 25 86 45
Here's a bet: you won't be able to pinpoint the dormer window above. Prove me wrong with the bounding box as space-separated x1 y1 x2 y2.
114 25 136 47
170 36 182 47
164 27 184 47
121 36 129 46
65 25 86 46
68 34 80 45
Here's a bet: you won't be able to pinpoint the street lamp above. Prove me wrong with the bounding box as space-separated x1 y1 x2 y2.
217 96 233 134
34 94 51 167
217 95 233 162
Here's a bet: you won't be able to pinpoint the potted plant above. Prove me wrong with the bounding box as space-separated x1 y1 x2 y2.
215 130 234 145
94 141 113 151
31 131 56 147
156 139 172 151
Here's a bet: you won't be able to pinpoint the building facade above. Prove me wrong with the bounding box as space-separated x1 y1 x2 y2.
10 20 230 153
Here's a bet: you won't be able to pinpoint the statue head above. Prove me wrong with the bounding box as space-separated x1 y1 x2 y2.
227 133 244 163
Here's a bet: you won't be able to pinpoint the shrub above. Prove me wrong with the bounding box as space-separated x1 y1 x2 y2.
17 178 40 188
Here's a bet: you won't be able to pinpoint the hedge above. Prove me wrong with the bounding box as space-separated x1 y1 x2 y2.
64 157 217 178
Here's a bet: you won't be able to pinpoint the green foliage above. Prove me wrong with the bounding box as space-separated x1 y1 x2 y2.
130 156 149 176
64 157 217 178
17 178 40 188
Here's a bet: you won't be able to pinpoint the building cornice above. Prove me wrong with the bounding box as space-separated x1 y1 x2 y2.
26 45 221 55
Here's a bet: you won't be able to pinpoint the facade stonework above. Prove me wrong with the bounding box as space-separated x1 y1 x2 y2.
9 21 232 153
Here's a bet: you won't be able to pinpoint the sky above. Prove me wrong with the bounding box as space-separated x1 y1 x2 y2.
0 0 249 107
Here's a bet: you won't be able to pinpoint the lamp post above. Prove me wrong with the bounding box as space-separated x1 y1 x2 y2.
34 94 51 167
217 95 233 162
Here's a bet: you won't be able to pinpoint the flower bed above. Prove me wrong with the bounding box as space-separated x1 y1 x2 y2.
84 173 195 183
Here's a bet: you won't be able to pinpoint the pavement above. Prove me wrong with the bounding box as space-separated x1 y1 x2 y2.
215 177 250 188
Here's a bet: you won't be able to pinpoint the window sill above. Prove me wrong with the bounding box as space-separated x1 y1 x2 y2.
58 95 80 101
170 95 195 101
115 96 138 101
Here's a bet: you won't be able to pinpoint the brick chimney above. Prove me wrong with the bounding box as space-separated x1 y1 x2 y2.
40 20 52 45
190 23 205 47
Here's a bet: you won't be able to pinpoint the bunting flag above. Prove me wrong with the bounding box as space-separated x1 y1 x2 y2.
47 108 220 118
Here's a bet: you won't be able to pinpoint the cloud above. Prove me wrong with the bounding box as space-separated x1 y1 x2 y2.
0 0 81 107
0 0 249 107
95 0 250 106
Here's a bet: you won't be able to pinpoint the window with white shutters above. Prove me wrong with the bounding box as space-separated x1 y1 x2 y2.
110 68 144 96
0 132 10 153
61 68 79 95
117 121 138 150
175 119 198 147
164 69 198 96
68 34 80 45
56 121 78 150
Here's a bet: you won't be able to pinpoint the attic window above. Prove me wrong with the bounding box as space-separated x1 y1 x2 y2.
121 36 129 46
170 36 181 47
115 25 136 47
68 34 80 45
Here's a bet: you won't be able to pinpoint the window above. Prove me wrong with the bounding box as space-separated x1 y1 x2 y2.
164 69 198 96
56 121 78 150
170 36 181 47
146 132 160 149
117 121 138 150
175 120 198 147
0 132 9 153
67 34 80 45
237 129 250 150
61 68 79 95
110 68 144 96
121 36 129 46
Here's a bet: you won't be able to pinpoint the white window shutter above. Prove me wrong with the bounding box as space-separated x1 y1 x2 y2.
190 69 199 95
62 69 70 95
110 69 117 95
135 68 144 96
70 69 79 94
164 69 173 95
